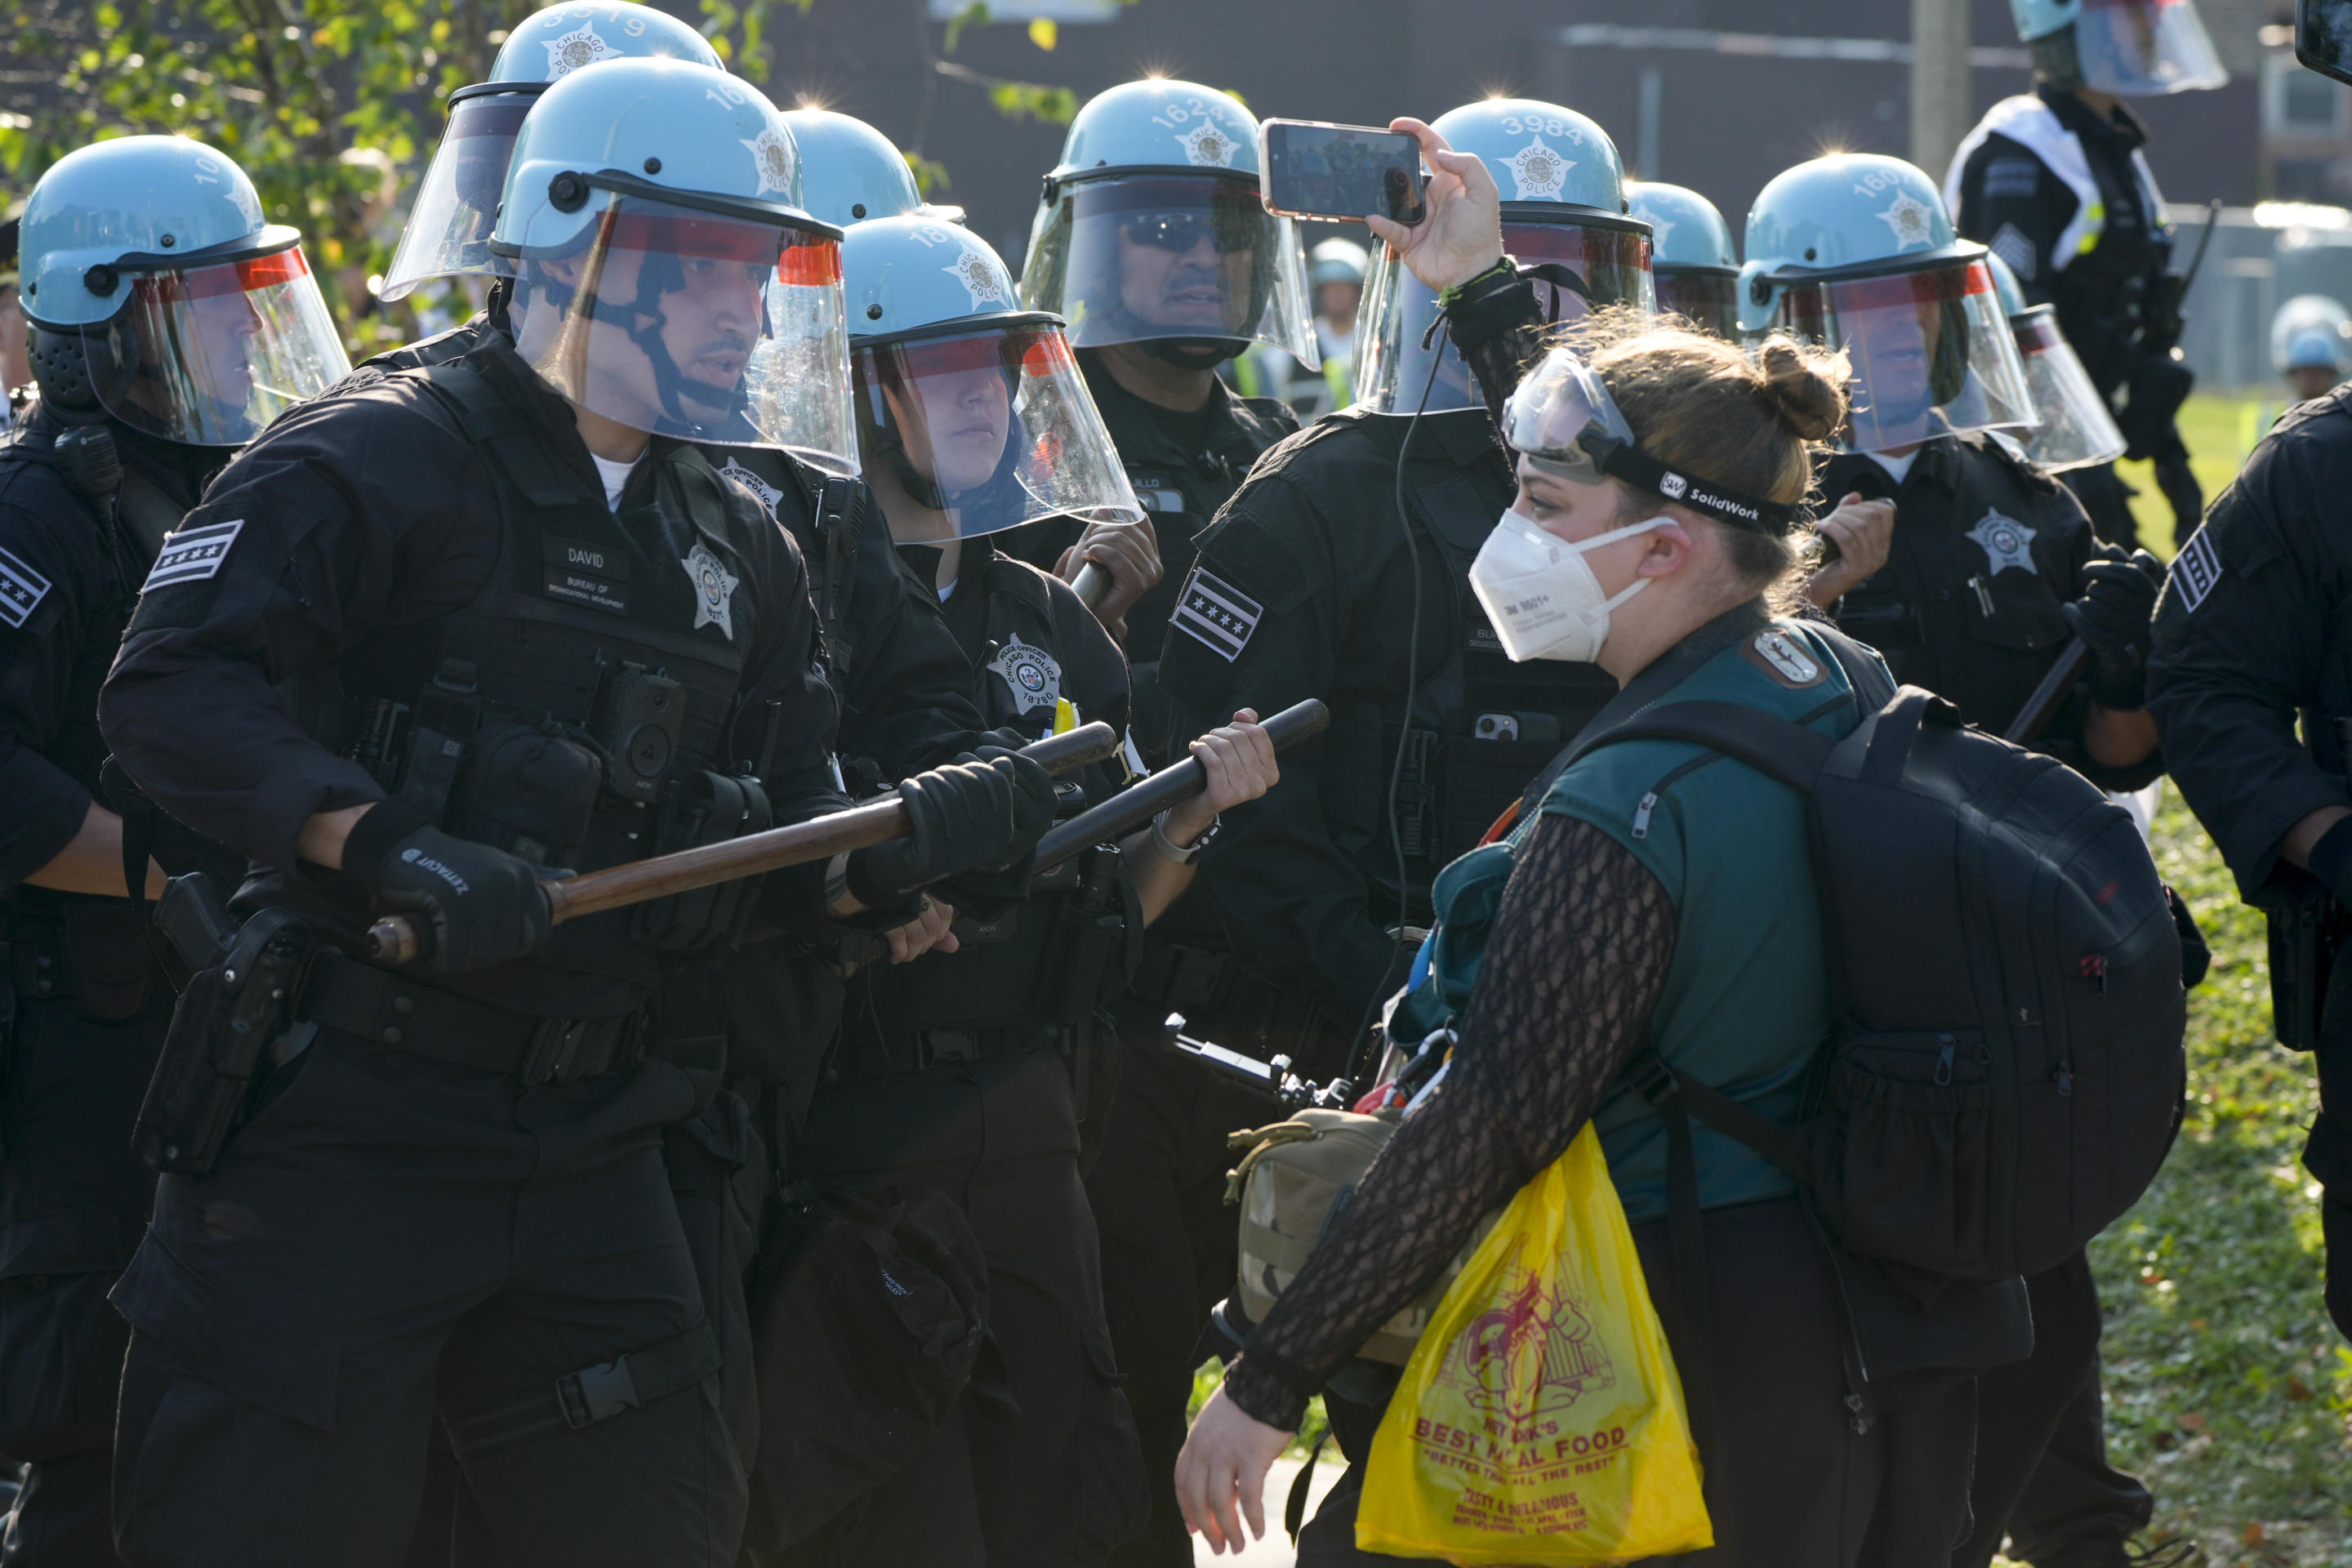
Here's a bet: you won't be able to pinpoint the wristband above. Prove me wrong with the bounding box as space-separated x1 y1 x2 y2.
1148 808 1219 865
2308 815 2352 900
1437 255 1516 310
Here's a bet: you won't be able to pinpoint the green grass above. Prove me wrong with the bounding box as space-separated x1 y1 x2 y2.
2118 394 2270 555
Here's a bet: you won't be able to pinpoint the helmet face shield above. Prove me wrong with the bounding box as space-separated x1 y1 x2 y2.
1775 258 2032 452
508 192 856 468
2073 0 2227 95
1655 269 1740 340
2009 306 2127 470
379 91 536 302
853 319 1140 540
1019 173 1317 363
1356 220 1654 414
90 242 350 445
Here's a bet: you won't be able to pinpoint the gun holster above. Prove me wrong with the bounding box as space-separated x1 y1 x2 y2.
133 904 316 1174
2261 874 2351 1052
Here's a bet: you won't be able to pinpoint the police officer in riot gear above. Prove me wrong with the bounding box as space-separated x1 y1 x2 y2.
1748 154 2175 1568
1946 0 2228 550
1010 78 1307 719
96 63 1050 1566
1104 101 1648 1567
0 134 348 1568
767 216 1276 1566
1624 181 1740 341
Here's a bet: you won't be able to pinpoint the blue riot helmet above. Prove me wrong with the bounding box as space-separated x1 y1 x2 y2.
2010 0 2225 95
1743 154 2033 453
781 109 930 228
1019 79 1318 370
1625 180 1737 339
1354 99 1654 415
379 1 722 302
20 136 350 444
847 216 1138 541
1984 251 2127 470
494 59 858 468
2273 294 2352 375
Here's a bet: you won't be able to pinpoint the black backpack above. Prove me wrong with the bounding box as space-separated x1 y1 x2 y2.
1590 652 2187 1300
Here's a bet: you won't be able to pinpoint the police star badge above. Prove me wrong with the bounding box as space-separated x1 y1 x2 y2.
1506 137 1575 200
987 635 1062 715
682 541 741 639
741 128 796 199
716 457 785 519
542 21 617 78
945 247 1009 309
1877 191 1936 250
1967 510 2039 577
1176 122 1239 168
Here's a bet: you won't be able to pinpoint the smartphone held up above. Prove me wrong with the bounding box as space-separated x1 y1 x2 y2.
1258 119 1426 225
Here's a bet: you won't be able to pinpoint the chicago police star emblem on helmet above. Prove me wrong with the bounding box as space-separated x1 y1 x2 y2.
1177 122 1239 168
742 128 796 198
683 541 741 639
947 248 1008 309
988 636 1064 715
1507 138 1575 200
542 21 617 78
1878 192 1935 250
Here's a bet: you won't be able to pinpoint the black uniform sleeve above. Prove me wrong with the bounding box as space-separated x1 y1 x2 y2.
1223 815 1676 1428
0 495 108 889
99 390 500 872
2148 414 2352 899
1952 131 2074 304
1165 474 1405 1020
723 489 854 930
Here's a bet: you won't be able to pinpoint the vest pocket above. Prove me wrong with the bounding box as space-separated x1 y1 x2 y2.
1820 1028 1992 1273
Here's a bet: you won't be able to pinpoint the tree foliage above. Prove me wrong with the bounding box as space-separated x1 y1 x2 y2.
2 0 536 354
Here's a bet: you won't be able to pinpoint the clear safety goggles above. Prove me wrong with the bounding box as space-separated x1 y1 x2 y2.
88 241 350 446
1355 219 1655 415
1501 344 1796 534
1771 257 2033 454
2073 0 2226 96
1655 268 1740 341
1018 173 1318 363
508 191 857 468
852 317 1141 540
2007 306 2126 470
378 88 537 303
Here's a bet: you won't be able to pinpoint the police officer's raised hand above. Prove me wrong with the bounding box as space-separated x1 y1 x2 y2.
341 803 555 973
2065 545 2166 710
1055 514 1163 638
1806 492 1896 608
1370 118 1504 295
844 751 1058 910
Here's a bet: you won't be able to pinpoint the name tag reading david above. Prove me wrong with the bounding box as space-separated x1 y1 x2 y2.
541 536 631 615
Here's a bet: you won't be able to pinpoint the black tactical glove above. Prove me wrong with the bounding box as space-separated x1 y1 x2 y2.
932 744 1065 917
844 751 1056 913
345 801 555 974
2061 545 2165 711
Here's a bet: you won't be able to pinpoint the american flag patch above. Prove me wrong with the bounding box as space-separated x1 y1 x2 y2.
1170 565 1262 662
2172 526 2221 612
0 543 52 629
142 519 244 592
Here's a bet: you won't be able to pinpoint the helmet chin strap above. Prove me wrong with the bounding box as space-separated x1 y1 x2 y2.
1142 336 1243 371
617 252 747 436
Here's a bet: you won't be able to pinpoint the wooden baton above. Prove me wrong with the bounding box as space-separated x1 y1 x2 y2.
1031 698 1330 872
364 721 1121 964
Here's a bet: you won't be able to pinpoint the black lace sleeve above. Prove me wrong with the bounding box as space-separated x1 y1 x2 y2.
1446 272 1546 427
1222 813 1677 1431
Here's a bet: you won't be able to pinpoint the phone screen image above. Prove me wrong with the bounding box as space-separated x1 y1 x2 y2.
1259 121 1425 225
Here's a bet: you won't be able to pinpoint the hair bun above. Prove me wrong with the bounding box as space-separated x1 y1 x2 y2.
1754 336 1849 444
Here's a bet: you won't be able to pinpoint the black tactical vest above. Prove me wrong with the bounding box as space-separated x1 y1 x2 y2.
1320 408 1618 910
319 348 773 1013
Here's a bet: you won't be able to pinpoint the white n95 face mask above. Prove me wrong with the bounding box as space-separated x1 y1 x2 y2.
1468 508 1666 663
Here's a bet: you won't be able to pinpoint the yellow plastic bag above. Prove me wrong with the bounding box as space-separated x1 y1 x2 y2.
1356 1125 1712 1563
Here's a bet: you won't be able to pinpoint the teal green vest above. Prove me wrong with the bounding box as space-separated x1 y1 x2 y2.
1396 617 1871 1224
